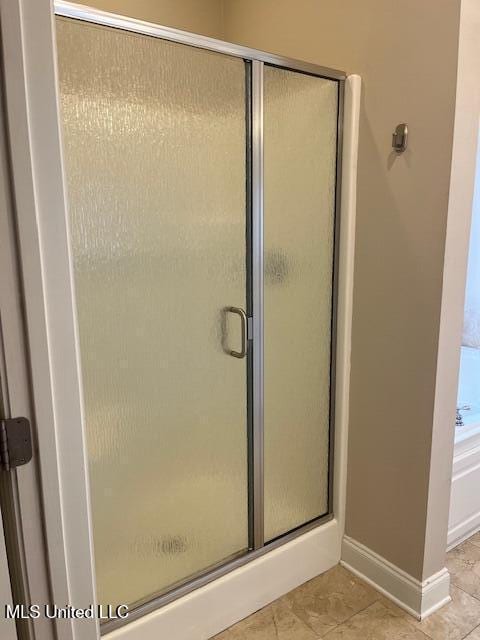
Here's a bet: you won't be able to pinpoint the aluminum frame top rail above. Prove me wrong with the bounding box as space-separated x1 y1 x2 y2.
54 0 346 81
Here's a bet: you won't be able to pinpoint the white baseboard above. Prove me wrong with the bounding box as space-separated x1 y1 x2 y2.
107 520 341 640
448 431 480 549
341 536 451 620
448 511 480 551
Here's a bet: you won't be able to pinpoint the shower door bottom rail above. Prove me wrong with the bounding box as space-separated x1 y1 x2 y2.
102 512 334 634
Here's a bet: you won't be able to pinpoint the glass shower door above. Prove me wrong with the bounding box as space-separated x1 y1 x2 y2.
263 66 339 541
56 18 249 608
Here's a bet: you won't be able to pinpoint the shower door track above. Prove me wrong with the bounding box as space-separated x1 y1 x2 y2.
52 2 346 633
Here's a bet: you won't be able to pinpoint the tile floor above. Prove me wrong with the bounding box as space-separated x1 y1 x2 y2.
212 531 480 639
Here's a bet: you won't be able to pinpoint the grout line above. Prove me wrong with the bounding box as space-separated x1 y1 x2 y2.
270 606 280 640
298 566 385 636
321 602 380 637
278 566 385 638
339 564 384 603
322 598 439 640
464 623 480 639
217 541 480 640
453 582 480 604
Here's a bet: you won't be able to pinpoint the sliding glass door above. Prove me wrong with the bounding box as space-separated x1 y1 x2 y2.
55 8 342 624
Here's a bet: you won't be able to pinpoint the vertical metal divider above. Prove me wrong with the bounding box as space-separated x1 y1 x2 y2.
327 79 345 516
245 61 254 551
251 59 264 550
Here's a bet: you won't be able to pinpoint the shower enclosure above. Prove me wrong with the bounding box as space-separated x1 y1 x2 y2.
0 1 357 638
53 5 343 620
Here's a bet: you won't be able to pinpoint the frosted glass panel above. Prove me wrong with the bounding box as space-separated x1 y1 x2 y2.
263 66 338 541
56 17 248 607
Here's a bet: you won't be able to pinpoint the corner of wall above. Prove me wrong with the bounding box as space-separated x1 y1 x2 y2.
341 536 451 620
423 0 480 581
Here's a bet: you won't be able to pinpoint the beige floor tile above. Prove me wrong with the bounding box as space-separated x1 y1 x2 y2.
211 630 233 639
271 599 320 639
469 532 480 550
212 530 480 640
211 607 271 640
415 585 480 640
280 565 381 636
322 601 431 640
214 601 321 640
446 541 480 598
382 585 480 640
224 607 274 639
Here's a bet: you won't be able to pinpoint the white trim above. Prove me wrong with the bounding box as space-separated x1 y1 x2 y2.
426 0 480 576
455 423 480 448
341 536 451 620
448 512 480 551
333 74 360 538
452 433 480 472
448 434 480 549
0 509 17 640
1 1 99 639
0 23 54 637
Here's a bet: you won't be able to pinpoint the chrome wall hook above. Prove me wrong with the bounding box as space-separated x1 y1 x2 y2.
392 123 408 153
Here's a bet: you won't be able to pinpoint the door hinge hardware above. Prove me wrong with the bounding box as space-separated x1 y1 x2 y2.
0 417 33 471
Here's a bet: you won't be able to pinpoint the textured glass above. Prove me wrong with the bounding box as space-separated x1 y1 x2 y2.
56 17 248 607
263 66 338 541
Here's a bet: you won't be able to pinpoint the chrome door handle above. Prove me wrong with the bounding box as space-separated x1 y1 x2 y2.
226 306 247 359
